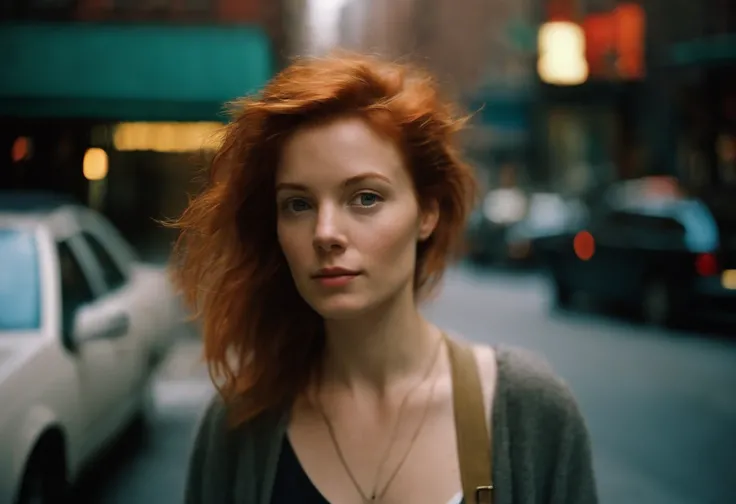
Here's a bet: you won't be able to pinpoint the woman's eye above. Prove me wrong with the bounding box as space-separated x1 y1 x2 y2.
352 192 383 208
286 198 311 213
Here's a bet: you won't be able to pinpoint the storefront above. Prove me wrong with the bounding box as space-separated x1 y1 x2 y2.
666 37 736 191
1 21 273 253
532 0 647 194
0 22 272 121
464 89 533 194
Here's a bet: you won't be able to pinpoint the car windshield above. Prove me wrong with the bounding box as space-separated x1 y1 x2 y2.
0 228 41 331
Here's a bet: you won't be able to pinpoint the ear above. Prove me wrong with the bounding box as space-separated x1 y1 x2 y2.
418 199 440 241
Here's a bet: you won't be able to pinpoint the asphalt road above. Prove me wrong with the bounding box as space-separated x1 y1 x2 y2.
76 265 736 504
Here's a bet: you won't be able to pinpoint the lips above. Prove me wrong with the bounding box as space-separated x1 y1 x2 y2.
312 268 361 288
313 267 361 279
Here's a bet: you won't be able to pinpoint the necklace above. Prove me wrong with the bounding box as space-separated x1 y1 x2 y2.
314 335 444 503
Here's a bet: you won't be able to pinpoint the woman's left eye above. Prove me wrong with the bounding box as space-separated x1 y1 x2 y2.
351 192 383 208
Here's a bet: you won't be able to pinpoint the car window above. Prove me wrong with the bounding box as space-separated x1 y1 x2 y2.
601 211 633 228
0 229 41 331
647 216 686 233
81 232 127 292
58 241 95 336
601 210 683 231
603 211 686 249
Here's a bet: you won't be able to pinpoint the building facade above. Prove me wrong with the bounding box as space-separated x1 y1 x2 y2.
343 0 535 97
1 0 293 251
533 0 736 194
336 0 537 193
646 0 736 190
529 0 648 195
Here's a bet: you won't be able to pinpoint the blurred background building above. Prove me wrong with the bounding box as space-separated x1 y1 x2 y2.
2 0 735 253
2 2 735 503
303 0 736 201
332 0 537 195
1 0 289 258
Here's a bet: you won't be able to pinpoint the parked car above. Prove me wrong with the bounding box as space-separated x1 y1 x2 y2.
504 193 588 264
0 192 185 504
467 189 587 266
465 187 529 264
536 177 736 326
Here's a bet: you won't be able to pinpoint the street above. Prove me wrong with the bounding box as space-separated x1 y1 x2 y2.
76 265 736 504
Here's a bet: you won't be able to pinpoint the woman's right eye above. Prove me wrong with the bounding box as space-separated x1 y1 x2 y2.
285 198 311 213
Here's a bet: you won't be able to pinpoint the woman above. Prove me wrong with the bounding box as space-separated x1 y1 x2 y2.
175 54 598 504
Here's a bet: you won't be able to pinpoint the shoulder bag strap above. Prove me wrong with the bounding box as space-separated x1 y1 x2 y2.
445 334 493 504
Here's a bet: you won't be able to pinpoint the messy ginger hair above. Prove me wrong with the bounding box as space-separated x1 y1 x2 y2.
170 54 477 425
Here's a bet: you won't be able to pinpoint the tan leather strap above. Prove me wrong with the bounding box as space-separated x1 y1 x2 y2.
445 335 493 504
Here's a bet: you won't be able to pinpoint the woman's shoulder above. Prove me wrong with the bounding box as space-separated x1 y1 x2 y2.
192 393 286 447
461 337 587 428
186 395 288 503
185 395 232 503
490 344 590 439
491 345 598 501
494 345 577 406
188 394 232 468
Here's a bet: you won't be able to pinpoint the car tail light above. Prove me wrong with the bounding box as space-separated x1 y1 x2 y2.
573 231 595 261
695 252 719 276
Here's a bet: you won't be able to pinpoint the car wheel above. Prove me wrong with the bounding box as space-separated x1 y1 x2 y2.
17 446 66 504
641 278 678 327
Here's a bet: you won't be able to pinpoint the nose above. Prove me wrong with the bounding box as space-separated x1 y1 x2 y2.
313 204 347 253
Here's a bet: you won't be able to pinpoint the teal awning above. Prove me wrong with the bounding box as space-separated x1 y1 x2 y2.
0 22 273 120
466 89 532 132
670 34 736 66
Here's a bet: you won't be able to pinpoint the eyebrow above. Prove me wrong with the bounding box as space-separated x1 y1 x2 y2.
275 172 391 193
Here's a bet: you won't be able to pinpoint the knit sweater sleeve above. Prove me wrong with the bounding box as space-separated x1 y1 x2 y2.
184 395 234 504
496 346 599 504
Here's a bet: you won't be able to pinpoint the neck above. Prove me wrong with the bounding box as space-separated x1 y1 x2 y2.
319 284 441 395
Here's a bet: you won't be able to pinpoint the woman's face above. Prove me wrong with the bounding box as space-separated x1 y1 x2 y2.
276 116 438 319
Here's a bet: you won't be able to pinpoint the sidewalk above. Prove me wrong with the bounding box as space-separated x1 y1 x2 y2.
152 337 214 413
155 337 209 383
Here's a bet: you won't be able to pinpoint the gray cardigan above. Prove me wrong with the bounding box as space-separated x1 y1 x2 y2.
185 345 599 504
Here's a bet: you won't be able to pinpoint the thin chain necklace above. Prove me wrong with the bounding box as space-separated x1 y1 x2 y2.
314 335 444 503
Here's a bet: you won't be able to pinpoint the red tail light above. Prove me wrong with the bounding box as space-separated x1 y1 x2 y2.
695 253 719 276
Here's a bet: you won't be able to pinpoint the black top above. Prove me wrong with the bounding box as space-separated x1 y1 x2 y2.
270 438 329 503
270 438 467 504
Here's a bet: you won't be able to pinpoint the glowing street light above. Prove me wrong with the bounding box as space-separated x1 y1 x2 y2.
537 21 589 86
83 148 109 181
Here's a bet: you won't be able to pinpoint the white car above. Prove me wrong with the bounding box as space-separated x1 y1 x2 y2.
0 193 185 504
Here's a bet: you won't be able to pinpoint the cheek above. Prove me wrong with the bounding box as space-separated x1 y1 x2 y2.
277 222 307 270
361 213 419 267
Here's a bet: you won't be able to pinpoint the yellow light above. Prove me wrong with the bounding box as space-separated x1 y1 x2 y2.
83 148 109 181
112 122 224 153
538 22 589 86
722 270 736 290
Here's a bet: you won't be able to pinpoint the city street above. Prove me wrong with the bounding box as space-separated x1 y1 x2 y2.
76 265 736 504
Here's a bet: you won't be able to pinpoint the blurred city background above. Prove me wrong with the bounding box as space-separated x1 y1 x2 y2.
1 0 735 503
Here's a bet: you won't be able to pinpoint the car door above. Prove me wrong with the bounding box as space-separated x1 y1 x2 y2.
583 210 636 298
56 238 121 454
549 195 610 294
625 212 688 291
73 228 146 416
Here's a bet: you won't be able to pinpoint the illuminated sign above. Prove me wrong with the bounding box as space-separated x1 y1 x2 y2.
538 22 589 86
582 3 646 80
541 1 646 83
112 122 225 152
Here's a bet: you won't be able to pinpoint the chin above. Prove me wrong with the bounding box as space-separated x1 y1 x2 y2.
308 294 378 321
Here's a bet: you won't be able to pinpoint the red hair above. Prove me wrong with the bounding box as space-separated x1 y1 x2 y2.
170 54 477 424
